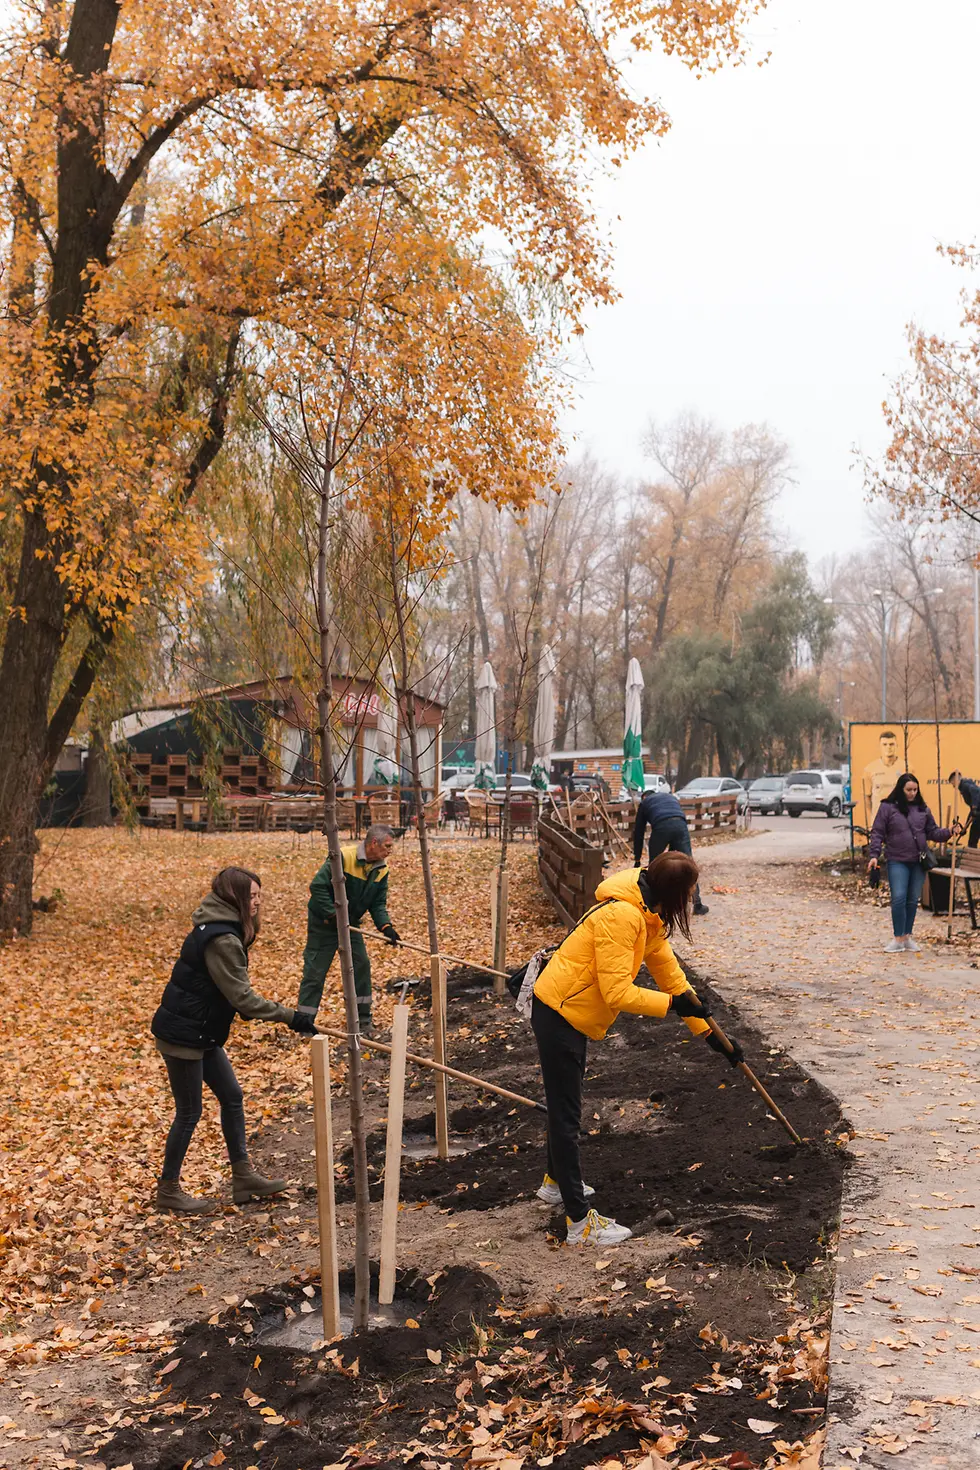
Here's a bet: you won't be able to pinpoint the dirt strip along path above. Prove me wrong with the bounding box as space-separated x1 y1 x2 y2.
691 815 980 1469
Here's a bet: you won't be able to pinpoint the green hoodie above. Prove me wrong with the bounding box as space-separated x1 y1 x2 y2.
155 892 294 1060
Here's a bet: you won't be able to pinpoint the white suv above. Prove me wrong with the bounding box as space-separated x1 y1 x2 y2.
782 770 844 819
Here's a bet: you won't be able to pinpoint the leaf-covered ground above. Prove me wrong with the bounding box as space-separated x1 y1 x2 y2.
0 830 838 1470
0 831 555 1365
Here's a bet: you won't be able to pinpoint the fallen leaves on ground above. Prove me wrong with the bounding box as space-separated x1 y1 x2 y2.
0 830 558 1371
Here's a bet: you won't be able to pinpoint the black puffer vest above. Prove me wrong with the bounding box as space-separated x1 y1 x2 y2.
151 921 243 1051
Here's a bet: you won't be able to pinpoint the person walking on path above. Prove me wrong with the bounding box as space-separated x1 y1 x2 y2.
948 770 980 848
530 852 744 1247
868 774 960 954
632 788 709 916
151 866 317 1214
297 824 400 1033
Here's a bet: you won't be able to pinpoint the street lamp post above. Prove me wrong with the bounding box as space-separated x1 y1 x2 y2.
872 591 888 723
823 589 944 721
837 677 856 716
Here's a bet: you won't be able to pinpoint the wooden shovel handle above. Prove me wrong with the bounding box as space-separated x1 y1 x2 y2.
314 1024 547 1113
707 1017 803 1147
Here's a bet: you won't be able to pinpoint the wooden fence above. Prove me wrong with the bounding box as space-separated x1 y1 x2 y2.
537 813 605 925
678 793 739 831
560 792 740 848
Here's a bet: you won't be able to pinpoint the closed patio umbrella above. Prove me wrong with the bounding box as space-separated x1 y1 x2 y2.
530 645 557 792
474 661 498 792
371 677 399 786
623 657 645 795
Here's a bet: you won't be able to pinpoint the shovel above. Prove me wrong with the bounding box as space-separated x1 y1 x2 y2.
706 1016 804 1147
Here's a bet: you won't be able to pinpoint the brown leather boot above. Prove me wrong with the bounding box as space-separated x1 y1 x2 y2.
231 1158 287 1204
155 1178 216 1214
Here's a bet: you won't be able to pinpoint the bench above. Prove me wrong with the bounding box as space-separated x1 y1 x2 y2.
928 845 980 927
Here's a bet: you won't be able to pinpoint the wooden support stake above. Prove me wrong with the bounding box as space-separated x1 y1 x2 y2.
379 1004 410 1305
492 867 509 996
316 1024 547 1112
706 1017 804 1147
431 955 449 1159
351 926 510 979
311 1036 341 1338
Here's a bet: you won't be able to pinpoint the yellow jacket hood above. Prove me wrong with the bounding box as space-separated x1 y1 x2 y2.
595 866 650 912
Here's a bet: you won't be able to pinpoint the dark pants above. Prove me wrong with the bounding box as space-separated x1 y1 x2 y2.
969 813 980 849
886 860 925 938
161 1047 247 1180
645 816 704 907
532 995 589 1221
298 918 372 1019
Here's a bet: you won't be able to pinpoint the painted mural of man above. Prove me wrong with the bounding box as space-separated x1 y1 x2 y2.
862 729 901 826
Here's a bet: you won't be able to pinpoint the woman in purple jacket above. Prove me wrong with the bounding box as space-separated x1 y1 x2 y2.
868 773 961 953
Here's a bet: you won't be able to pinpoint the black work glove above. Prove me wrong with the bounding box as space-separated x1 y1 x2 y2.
382 923 401 947
705 1031 744 1067
289 1011 318 1035
669 989 711 1021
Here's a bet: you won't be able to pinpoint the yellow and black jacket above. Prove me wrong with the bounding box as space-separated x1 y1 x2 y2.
533 866 709 1042
308 843 391 929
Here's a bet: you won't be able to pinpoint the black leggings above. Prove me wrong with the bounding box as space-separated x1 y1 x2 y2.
161 1048 247 1180
532 995 589 1221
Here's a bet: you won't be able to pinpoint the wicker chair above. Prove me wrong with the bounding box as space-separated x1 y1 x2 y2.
505 797 537 839
463 789 501 836
335 796 357 834
368 797 400 827
416 793 443 831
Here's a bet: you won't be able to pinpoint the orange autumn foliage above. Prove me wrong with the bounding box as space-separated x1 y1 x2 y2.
0 0 763 934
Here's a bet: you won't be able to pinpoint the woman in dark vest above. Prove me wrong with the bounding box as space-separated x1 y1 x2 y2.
151 866 316 1212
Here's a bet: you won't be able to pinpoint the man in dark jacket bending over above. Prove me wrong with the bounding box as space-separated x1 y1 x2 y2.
633 791 709 916
297 824 400 1032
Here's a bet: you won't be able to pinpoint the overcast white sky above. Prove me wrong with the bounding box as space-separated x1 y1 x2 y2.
565 0 980 560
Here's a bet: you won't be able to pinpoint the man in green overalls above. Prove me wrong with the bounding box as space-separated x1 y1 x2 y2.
296 825 400 1034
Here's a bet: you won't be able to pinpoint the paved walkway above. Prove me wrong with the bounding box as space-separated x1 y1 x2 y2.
688 817 980 1470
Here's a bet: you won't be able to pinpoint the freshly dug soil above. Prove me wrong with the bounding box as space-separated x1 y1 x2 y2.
99 963 847 1470
104 1261 826 1470
345 965 847 1273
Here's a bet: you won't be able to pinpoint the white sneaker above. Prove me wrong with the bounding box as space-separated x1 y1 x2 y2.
536 1175 595 1207
884 938 905 953
566 1209 632 1247
904 936 922 952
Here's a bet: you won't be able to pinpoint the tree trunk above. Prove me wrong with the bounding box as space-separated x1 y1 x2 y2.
80 725 114 826
316 447 371 1329
0 519 70 932
389 543 440 954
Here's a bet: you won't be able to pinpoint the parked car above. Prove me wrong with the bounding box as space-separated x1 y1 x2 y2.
441 765 476 792
675 776 748 814
494 773 533 795
569 772 611 798
616 772 672 802
747 776 786 815
782 770 843 818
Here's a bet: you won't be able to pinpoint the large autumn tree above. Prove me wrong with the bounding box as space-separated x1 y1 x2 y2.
0 0 761 931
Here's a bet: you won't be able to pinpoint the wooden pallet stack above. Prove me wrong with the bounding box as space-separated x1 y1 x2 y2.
123 749 271 817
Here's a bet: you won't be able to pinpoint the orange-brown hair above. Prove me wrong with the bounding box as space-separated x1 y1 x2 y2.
211 866 262 946
644 851 699 944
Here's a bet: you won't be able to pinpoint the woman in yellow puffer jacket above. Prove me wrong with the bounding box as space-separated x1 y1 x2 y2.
532 851 743 1247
